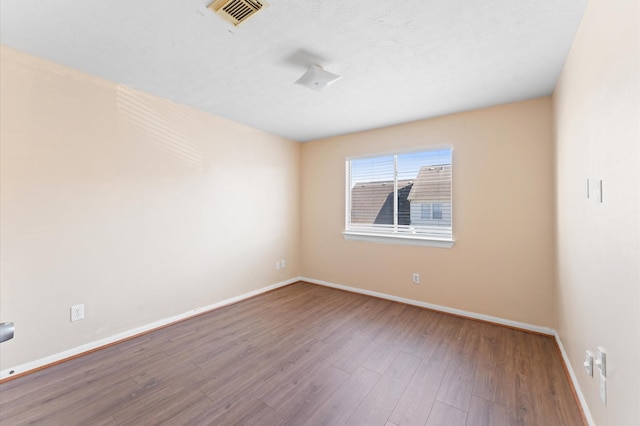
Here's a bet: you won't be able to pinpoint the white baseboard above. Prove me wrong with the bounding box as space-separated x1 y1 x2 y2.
301 276 555 335
0 277 299 381
1 275 593 426
302 276 595 424
554 332 595 426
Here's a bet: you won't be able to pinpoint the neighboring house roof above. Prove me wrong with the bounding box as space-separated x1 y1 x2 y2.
407 165 452 203
351 180 413 225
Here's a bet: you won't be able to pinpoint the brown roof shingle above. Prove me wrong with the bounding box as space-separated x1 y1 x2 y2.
407 165 452 203
351 179 413 224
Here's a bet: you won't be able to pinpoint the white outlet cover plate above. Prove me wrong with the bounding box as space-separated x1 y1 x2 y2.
599 373 607 405
71 304 85 321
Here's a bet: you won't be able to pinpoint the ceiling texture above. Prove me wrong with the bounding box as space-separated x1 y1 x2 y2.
0 0 588 142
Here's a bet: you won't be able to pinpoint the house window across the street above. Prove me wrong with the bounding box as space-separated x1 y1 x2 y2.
344 147 453 247
421 204 431 220
421 203 443 220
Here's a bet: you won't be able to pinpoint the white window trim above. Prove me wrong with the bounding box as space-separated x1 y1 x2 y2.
343 230 455 248
344 147 454 248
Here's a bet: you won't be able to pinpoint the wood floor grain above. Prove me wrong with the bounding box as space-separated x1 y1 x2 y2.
0 282 585 425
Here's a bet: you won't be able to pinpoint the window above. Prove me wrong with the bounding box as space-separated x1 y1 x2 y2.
344 148 453 247
433 203 443 220
421 204 431 220
421 203 443 220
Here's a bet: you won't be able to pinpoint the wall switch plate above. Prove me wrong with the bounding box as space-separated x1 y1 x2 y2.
596 346 607 377
583 350 594 376
412 273 420 284
71 304 84 322
598 180 603 203
593 179 603 203
586 179 590 199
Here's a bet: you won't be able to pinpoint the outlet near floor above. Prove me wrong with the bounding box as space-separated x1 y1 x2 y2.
70 304 84 322
412 273 420 284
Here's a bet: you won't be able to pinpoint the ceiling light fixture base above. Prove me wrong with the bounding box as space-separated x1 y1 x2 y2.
295 65 341 92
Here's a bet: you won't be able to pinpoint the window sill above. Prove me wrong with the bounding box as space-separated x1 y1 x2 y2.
342 231 455 248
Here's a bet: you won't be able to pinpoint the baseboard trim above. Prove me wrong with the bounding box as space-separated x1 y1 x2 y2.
303 276 596 424
554 332 595 426
0 277 299 381
301 276 555 335
1 275 594 426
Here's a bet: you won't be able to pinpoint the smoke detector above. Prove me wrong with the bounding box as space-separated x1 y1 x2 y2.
295 65 342 92
208 0 269 27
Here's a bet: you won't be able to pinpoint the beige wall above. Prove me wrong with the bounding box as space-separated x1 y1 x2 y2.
301 97 557 327
4 4 637 421
553 0 640 424
1 46 559 374
0 46 301 371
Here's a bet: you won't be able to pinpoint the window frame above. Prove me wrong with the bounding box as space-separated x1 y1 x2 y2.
343 147 455 248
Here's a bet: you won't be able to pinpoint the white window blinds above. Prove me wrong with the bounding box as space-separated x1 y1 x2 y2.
345 148 453 243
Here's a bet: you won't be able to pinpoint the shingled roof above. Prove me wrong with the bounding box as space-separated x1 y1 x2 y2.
407 165 452 203
351 179 413 225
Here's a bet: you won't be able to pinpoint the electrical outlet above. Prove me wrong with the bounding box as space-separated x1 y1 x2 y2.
280 259 286 269
275 261 280 270
70 304 84 322
412 273 420 284
599 373 607 405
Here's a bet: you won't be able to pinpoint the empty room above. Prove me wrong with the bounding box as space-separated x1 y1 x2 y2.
0 0 638 425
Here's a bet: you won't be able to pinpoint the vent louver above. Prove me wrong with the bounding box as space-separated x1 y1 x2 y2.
208 0 269 26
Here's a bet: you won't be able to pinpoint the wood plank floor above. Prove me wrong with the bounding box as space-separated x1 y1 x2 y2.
0 282 584 425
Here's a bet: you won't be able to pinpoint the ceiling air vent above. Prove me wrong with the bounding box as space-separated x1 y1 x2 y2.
208 0 269 26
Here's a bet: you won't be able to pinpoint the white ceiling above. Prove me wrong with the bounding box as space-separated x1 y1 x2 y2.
0 0 588 142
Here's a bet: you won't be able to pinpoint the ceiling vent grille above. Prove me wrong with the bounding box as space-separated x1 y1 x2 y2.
208 0 269 26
